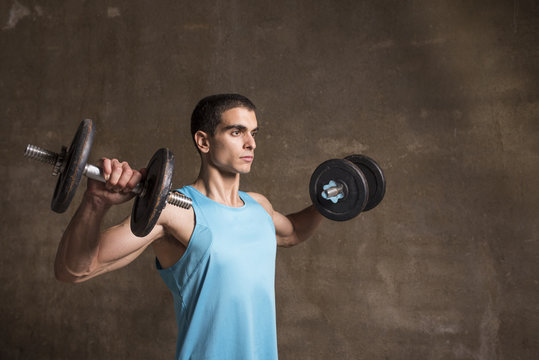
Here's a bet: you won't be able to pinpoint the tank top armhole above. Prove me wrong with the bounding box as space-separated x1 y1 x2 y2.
156 187 205 273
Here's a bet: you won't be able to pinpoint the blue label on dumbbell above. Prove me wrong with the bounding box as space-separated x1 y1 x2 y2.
322 180 344 204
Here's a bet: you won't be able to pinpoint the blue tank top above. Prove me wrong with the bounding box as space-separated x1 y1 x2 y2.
156 186 278 360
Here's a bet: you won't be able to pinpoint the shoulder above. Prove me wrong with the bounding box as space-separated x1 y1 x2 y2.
157 200 195 247
246 192 274 216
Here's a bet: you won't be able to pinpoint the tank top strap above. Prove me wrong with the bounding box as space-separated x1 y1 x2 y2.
238 190 257 206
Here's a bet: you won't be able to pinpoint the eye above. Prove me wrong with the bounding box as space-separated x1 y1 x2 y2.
251 131 258 138
231 130 240 136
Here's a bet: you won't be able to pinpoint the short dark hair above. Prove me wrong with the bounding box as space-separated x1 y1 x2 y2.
190 94 256 140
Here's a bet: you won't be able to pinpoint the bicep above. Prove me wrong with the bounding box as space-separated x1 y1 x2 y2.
248 192 299 247
271 210 293 237
272 210 299 247
90 217 164 278
96 203 194 272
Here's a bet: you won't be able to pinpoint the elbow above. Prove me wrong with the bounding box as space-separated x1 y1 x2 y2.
55 273 74 284
279 242 296 248
54 266 78 283
277 234 302 248
54 262 90 284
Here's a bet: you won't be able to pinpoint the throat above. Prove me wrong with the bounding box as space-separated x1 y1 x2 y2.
191 178 244 207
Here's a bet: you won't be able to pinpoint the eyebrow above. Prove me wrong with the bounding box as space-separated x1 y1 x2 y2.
222 124 259 133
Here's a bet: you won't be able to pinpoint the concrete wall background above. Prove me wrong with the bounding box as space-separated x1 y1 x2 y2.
1 0 538 359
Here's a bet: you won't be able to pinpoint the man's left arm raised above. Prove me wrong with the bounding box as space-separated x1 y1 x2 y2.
249 193 324 247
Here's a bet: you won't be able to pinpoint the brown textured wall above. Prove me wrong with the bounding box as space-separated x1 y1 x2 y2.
1 0 538 359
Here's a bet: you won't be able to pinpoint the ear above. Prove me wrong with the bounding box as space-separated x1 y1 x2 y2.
194 130 211 153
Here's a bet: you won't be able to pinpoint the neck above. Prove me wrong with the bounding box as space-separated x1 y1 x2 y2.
192 162 243 207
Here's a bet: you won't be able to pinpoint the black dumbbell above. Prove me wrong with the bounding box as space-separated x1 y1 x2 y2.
24 119 192 237
309 154 386 221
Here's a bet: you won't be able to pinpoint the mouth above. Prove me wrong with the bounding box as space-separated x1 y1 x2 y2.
240 156 254 162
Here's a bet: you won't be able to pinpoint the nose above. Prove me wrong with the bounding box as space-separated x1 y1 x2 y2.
244 133 256 150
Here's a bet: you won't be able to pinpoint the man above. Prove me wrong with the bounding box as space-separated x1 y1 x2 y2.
54 94 324 359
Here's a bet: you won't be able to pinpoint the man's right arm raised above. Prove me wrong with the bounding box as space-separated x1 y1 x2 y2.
54 158 163 283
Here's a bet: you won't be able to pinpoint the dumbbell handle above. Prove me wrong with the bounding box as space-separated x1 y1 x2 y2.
83 164 143 194
25 144 192 209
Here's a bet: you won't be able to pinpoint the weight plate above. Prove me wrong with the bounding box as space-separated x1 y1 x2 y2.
309 159 368 221
131 148 174 237
51 119 95 213
345 155 386 211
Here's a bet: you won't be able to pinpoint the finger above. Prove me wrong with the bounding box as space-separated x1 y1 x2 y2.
100 158 112 181
116 162 134 190
139 167 148 179
124 169 143 193
107 159 124 190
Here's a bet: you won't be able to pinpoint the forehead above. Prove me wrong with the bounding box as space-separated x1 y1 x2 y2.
218 107 258 128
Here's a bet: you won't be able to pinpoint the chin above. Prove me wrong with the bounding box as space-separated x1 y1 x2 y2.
238 165 253 174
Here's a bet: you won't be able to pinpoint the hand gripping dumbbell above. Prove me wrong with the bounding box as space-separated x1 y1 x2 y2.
309 155 386 221
24 119 192 237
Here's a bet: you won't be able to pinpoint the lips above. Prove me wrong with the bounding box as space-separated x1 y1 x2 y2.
240 156 254 162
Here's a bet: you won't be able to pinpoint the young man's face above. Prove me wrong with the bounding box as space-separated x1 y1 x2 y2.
207 107 258 175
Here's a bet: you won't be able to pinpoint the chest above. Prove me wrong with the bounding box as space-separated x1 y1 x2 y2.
197 205 276 278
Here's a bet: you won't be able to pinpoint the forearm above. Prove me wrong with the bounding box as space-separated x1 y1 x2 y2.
54 192 110 282
279 205 324 247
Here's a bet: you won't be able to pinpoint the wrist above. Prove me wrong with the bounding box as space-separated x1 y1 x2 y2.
82 190 112 213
